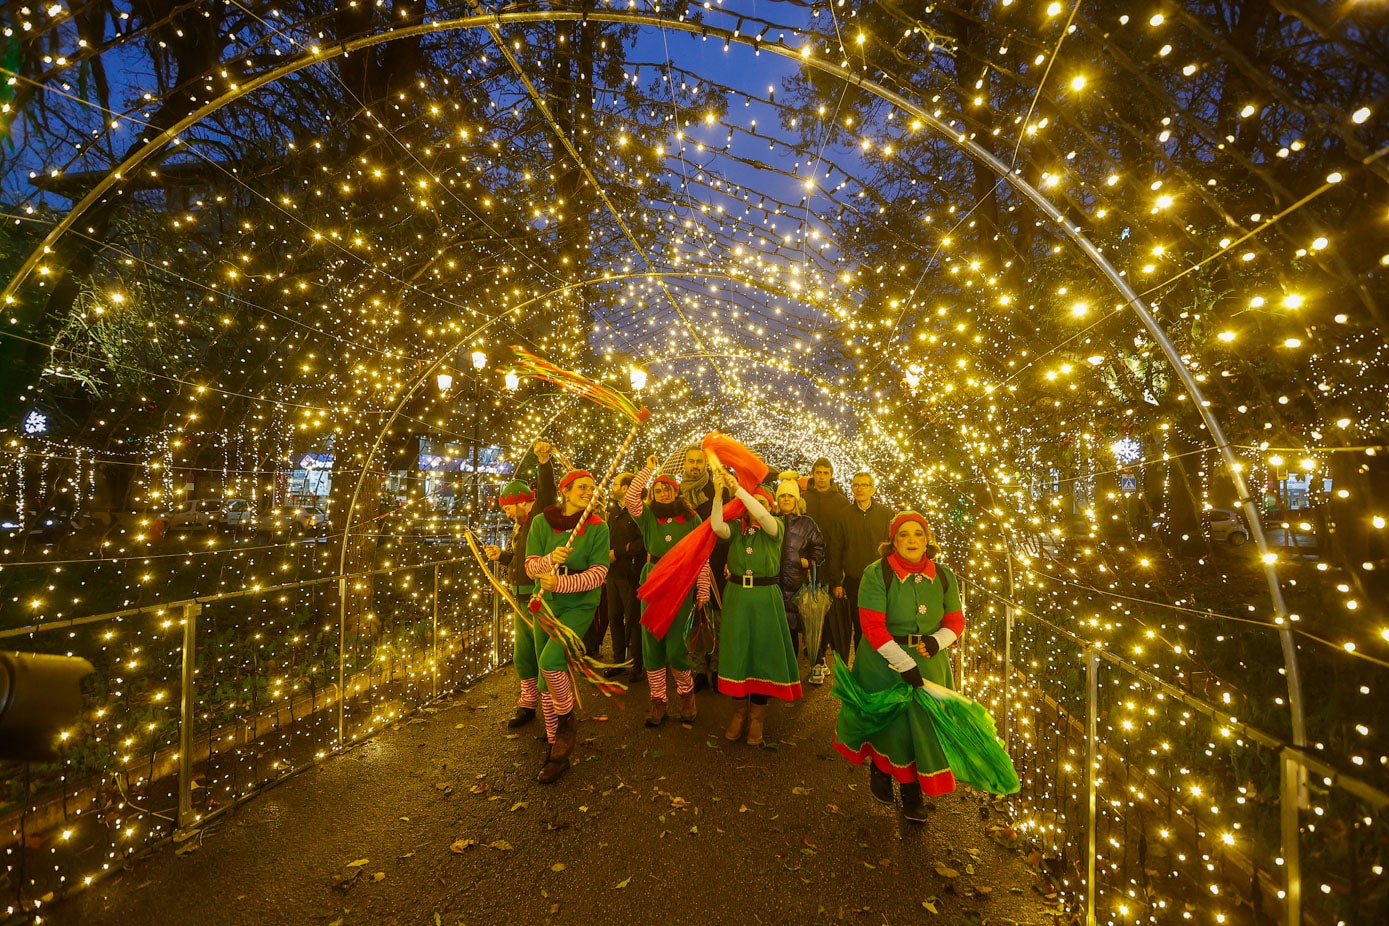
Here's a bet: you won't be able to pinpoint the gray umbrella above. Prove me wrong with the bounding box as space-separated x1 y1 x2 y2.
793 568 833 661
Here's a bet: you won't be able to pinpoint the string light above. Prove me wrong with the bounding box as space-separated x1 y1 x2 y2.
0 2 1385 923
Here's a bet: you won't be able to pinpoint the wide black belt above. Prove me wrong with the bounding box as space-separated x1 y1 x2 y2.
735 574 778 588
892 633 929 646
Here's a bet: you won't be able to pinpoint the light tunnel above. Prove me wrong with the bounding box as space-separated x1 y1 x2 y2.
1 1 1387 922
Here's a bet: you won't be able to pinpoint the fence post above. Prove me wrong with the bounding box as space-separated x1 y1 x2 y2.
176 601 201 833
432 564 441 699
337 575 347 749
491 559 502 669
1281 751 1302 926
1002 545 1016 749
1085 648 1100 926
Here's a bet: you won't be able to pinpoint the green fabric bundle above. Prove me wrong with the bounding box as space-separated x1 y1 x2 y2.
830 656 1020 795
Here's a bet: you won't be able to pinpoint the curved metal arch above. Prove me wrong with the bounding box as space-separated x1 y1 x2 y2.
7 9 1301 748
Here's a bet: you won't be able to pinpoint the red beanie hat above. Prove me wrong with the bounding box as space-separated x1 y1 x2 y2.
888 510 931 541
652 474 679 494
558 470 593 494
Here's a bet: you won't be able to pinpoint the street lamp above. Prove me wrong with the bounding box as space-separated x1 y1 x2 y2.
436 372 453 393
629 366 647 391
504 371 520 391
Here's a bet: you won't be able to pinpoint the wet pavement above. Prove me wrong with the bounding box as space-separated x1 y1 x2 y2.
48 669 1054 925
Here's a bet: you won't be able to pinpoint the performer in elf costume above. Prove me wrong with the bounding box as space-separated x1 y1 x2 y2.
710 469 803 746
626 456 711 727
525 470 610 783
483 440 555 728
833 511 965 821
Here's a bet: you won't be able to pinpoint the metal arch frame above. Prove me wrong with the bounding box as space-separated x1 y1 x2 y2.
5 9 1304 751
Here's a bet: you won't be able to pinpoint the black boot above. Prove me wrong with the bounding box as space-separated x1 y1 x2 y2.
900 781 928 822
869 765 895 805
537 711 577 784
508 706 537 728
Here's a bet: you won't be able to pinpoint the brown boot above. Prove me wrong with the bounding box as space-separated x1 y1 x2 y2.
678 690 697 723
746 702 767 746
644 698 667 727
537 711 576 783
724 698 748 741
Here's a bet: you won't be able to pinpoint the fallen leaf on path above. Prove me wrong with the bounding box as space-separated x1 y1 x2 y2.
509 801 528 812
488 839 513 851
592 715 609 722
801 835 819 850
551 863 567 872
345 858 370 868
921 897 939 914
448 839 477 853
738 804 749 813
933 862 960 879
614 877 631 889
371 871 386 882
791 786 810 796
974 884 993 895
469 782 489 794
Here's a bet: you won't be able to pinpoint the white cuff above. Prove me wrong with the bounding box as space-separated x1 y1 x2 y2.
931 628 958 650
875 640 917 673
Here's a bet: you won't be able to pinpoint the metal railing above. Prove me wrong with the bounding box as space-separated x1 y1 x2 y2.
954 570 1388 925
1 549 507 919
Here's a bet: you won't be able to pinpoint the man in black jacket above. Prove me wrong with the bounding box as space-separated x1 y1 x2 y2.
605 472 646 682
484 440 554 727
831 471 894 655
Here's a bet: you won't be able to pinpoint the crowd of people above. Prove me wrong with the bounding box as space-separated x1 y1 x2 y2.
482 437 968 822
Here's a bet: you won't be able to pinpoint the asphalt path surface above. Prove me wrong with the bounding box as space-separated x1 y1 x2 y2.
49 668 1053 925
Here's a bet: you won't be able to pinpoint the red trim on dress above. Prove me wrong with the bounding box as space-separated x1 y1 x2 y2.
832 736 957 795
717 676 804 702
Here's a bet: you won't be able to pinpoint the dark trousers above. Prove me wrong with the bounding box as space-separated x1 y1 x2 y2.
820 574 864 664
605 563 642 668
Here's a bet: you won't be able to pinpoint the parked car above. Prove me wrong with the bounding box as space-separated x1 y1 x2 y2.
164 499 224 531
217 499 255 532
1202 508 1249 545
260 505 330 537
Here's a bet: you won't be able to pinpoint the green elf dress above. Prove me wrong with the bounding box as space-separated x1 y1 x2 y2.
717 507 803 701
626 465 706 671
524 505 611 677
834 553 964 794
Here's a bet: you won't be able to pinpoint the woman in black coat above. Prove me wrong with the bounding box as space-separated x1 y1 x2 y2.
772 471 826 660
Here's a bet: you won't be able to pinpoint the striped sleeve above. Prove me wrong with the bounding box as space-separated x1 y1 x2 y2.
553 563 609 594
695 563 712 602
626 463 651 518
525 553 555 578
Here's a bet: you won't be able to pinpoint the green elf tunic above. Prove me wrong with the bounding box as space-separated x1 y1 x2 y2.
525 506 611 676
628 470 704 671
717 519 803 701
834 555 964 795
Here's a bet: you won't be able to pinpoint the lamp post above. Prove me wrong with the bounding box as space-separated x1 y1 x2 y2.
470 351 487 515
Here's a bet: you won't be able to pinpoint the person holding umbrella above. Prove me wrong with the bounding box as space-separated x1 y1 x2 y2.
832 511 965 821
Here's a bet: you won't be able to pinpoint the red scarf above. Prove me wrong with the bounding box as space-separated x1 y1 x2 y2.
887 551 936 581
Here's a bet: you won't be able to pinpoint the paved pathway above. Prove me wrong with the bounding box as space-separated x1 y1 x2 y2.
49 669 1053 925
